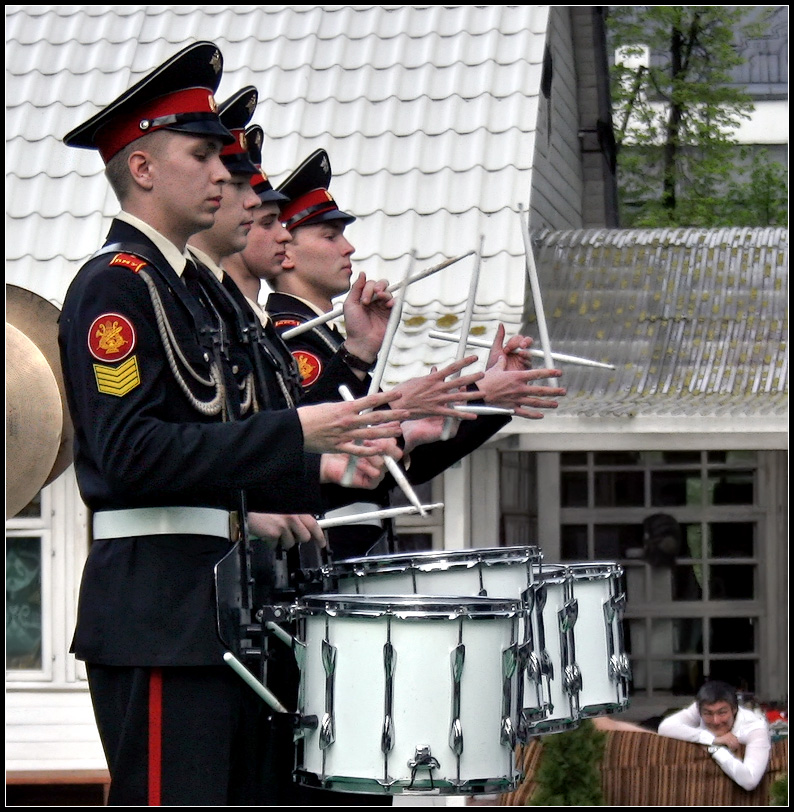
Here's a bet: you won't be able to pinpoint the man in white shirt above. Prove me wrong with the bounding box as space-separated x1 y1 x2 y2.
657 680 771 791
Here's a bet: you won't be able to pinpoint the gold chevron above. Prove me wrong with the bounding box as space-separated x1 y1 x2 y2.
93 356 141 397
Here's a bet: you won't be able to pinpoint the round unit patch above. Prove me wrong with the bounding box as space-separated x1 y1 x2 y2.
88 313 136 362
292 350 322 387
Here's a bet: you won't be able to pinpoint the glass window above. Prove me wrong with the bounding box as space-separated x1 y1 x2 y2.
560 524 588 559
594 470 644 507
709 522 754 557
561 471 588 507
709 564 755 600
708 472 754 505
6 535 43 670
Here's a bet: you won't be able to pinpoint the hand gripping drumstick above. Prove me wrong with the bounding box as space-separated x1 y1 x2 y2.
440 235 485 441
337 384 428 516
428 331 616 370
518 202 556 378
280 252 475 340
339 254 415 486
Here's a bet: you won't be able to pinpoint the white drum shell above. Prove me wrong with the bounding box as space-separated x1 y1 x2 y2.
295 596 520 794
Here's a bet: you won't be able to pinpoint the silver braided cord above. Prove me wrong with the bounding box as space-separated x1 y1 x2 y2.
139 269 225 416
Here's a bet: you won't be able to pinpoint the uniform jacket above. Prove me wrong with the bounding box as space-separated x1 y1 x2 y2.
59 219 323 665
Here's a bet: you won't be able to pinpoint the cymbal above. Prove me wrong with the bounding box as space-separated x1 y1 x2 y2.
6 284 74 484
6 323 63 519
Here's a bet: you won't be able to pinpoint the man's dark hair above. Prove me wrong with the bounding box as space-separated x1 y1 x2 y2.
696 680 738 711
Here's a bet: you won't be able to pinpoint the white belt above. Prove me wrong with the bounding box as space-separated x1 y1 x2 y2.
93 507 232 540
323 502 384 529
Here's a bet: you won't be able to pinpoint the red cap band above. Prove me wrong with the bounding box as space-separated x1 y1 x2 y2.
94 87 219 162
280 188 338 230
222 129 249 158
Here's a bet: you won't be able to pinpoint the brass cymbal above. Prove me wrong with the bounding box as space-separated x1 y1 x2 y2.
6 323 63 519
5 284 74 484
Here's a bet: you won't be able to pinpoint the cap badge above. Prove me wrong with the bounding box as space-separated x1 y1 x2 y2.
209 50 222 74
208 93 218 113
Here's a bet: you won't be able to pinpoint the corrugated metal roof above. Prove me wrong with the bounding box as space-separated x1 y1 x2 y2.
387 227 788 426
6 4 547 311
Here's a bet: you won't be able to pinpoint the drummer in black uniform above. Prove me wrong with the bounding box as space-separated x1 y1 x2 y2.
266 149 566 560
58 44 408 806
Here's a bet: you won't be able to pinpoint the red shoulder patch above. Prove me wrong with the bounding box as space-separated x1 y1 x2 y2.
274 317 302 330
88 313 136 362
109 253 148 273
292 350 322 387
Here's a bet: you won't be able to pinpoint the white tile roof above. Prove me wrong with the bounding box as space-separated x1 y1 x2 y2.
6 4 549 313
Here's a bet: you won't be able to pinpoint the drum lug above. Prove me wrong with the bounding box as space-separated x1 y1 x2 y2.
407 746 441 785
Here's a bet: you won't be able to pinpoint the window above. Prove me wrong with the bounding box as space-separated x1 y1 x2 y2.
558 450 763 699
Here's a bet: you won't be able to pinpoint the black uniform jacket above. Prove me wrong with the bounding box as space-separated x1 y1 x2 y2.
59 220 323 666
266 291 511 534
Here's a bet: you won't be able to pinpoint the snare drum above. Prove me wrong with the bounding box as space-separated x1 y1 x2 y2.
292 594 522 796
326 548 548 737
565 563 631 718
325 546 543 599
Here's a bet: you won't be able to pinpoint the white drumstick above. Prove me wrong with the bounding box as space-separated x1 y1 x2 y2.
454 404 515 416
317 503 445 530
518 202 556 377
337 385 427 516
428 330 616 370
223 651 290 712
281 252 475 339
441 236 484 441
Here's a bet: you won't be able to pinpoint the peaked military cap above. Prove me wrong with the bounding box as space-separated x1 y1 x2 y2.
218 86 260 176
63 41 233 164
245 125 289 204
277 149 356 231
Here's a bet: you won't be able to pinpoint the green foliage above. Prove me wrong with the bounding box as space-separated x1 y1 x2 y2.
770 774 788 806
607 6 787 228
528 720 608 806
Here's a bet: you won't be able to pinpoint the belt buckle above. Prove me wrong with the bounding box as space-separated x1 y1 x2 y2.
229 511 242 542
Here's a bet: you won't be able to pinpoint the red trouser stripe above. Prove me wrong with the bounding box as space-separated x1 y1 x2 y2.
148 668 163 806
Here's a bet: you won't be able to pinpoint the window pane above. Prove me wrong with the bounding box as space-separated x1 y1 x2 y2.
560 471 588 507
708 522 754 557
594 470 644 507
561 524 587 560
672 661 703 695
560 451 587 466
394 533 433 553
594 523 642 559
651 470 697 506
671 565 703 601
711 617 755 654
708 660 756 693
707 450 756 464
673 618 703 654
709 564 755 600
6 536 42 669
708 472 754 505
593 451 641 465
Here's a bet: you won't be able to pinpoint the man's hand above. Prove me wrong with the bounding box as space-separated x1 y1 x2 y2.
247 513 326 549
391 357 484 419
298 390 409 455
477 324 566 418
713 732 741 752
320 442 400 489
342 272 394 364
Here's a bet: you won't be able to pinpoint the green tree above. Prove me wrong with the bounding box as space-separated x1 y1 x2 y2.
529 720 608 806
607 6 787 227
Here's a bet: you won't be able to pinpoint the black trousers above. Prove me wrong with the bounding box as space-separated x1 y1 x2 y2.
87 663 275 806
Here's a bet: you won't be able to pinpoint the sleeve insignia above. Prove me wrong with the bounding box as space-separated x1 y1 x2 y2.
292 350 322 387
93 356 141 397
274 317 302 330
88 313 136 362
109 253 149 273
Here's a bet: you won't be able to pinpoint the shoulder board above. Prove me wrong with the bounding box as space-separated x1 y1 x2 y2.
108 252 149 273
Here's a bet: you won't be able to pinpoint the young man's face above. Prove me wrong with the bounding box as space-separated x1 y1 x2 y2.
238 202 292 282
700 700 736 736
145 133 231 241
205 172 262 259
282 220 355 300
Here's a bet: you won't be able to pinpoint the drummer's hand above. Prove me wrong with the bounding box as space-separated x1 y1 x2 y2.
342 272 394 368
320 441 399 489
401 416 458 452
247 513 326 550
390 359 484 420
